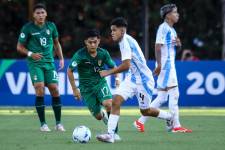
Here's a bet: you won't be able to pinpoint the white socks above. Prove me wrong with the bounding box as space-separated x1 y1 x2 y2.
168 87 181 127
157 110 172 120
150 91 168 108
108 114 119 135
138 116 149 124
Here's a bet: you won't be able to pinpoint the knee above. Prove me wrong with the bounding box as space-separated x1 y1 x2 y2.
35 85 44 96
103 100 112 112
140 109 149 116
95 114 102 120
112 96 123 108
49 86 59 97
140 108 157 116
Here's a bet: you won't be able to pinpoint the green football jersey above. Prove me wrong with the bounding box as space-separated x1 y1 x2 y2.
69 47 115 92
18 21 58 63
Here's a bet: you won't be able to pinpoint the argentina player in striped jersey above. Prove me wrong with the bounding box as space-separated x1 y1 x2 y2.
96 17 174 143
135 4 192 133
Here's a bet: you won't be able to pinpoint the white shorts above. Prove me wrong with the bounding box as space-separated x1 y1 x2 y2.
157 68 178 89
114 79 154 109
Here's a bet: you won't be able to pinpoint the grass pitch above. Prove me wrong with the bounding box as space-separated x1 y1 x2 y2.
0 107 225 150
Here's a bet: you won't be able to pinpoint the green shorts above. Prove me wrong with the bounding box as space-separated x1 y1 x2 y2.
81 82 112 116
28 62 58 84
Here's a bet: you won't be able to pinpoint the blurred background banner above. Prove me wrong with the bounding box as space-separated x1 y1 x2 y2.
0 59 224 107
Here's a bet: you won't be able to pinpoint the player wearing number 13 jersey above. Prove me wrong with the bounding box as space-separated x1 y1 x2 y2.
17 3 65 132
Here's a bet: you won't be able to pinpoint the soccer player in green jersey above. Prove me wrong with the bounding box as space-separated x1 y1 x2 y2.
17 3 65 132
67 29 121 140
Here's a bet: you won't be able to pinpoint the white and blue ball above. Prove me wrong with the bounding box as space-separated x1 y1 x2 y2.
72 126 91 143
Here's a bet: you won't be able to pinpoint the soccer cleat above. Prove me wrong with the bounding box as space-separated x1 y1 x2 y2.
172 127 192 133
166 118 174 132
40 124 51 132
114 133 121 141
55 124 66 132
133 120 145 132
96 133 114 143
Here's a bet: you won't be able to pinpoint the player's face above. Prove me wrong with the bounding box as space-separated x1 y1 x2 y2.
169 8 179 23
33 8 47 24
111 25 124 42
85 37 100 53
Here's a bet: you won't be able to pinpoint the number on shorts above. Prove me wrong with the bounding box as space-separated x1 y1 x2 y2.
139 93 144 101
53 70 58 80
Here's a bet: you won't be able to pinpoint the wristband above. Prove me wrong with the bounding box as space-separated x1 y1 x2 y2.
27 51 33 57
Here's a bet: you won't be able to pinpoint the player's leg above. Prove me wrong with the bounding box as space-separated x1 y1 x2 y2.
45 64 65 131
136 82 173 130
96 80 135 143
29 64 50 131
97 82 119 135
134 90 168 132
168 87 192 132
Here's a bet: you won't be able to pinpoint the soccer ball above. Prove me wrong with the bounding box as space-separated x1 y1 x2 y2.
72 126 91 143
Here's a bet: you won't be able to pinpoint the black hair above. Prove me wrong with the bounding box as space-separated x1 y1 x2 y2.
110 17 128 28
160 4 177 19
85 29 100 39
33 3 47 12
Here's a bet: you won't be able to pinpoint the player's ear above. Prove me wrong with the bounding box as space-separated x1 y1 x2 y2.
121 27 126 35
84 39 87 45
97 37 101 44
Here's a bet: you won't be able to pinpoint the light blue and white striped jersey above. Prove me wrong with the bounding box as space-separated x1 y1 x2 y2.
156 22 177 69
119 33 154 85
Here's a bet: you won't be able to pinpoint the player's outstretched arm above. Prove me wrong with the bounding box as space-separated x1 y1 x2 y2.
54 38 64 70
99 59 130 77
67 68 81 100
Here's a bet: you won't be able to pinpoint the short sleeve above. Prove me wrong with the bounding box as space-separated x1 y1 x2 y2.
155 25 166 44
18 25 29 44
69 52 81 71
104 50 116 68
52 23 59 39
119 37 132 61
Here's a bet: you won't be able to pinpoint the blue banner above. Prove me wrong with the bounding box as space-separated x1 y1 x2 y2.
0 59 224 107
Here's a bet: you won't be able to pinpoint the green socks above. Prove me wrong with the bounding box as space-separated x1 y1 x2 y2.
35 96 45 126
52 97 62 125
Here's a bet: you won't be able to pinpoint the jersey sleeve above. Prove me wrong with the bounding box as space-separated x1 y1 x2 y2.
155 25 166 44
69 52 81 71
104 50 116 68
52 22 59 39
18 25 29 44
119 37 132 61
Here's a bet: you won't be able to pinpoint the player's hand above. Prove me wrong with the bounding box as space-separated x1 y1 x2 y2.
174 37 182 47
31 53 43 60
99 70 110 77
73 88 81 100
153 65 161 76
58 59 64 71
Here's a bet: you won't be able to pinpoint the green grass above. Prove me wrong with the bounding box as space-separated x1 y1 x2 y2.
0 107 225 150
